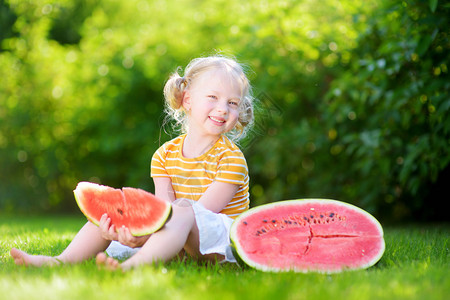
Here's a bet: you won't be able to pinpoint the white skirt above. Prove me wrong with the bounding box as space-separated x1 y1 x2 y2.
106 200 236 263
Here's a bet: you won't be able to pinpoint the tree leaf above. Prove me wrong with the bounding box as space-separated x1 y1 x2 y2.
416 35 432 56
429 0 438 13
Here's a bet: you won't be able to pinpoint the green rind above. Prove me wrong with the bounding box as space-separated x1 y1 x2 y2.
229 243 249 270
230 198 385 273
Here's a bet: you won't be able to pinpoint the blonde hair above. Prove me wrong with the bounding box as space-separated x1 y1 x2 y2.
163 55 254 141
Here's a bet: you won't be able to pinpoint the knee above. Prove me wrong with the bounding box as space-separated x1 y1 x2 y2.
167 201 195 229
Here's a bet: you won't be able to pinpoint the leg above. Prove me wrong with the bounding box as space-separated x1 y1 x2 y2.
11 221 111 266
97 202 224 271
97 203 197 270
122 204 195 269
183 220 226 263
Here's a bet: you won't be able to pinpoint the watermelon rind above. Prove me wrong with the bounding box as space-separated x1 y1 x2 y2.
230 199 385 273
74 182 172 236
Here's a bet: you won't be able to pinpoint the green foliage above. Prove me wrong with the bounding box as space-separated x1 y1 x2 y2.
319 0 450 220
0 0 448 221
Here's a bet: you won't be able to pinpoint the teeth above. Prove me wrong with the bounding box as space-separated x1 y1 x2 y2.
210 116 225 123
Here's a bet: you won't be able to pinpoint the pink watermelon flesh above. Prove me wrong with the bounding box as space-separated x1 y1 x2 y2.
74 182 172 236
230 199 385 273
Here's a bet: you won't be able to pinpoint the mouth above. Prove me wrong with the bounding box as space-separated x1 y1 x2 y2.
209 116 226 124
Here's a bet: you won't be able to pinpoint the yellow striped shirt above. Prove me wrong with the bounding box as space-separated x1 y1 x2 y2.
151 134 249 219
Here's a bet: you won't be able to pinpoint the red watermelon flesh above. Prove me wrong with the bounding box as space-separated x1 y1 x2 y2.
74 182 172 236
230 199 385 273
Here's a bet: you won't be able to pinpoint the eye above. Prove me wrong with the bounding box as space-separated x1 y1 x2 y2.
229 100 240 107
208 95 217 100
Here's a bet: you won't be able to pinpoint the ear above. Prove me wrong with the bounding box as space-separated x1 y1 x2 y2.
182 90 191 112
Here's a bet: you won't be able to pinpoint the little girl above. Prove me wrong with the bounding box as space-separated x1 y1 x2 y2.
10 55 255 271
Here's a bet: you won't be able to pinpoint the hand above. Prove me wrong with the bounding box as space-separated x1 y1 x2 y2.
99 213 119 241
117 226 151 248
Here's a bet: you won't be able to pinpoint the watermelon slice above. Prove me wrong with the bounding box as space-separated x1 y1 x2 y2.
230 199 385 273
74 182 172 236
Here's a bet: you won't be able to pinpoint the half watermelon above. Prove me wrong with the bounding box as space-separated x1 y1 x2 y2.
230 199 385 273
74 182 172 236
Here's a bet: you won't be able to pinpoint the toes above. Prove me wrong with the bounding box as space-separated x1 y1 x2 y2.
96 252 121 271
96 252 107 266
10 248 22 259
10 248 26 266
105 257 120 270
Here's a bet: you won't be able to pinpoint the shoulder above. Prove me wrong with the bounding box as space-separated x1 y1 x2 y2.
152 135 184 161
214 136 248 183
217 135 246 159
156 135 184 153
215 136 247 169
163 135 185 150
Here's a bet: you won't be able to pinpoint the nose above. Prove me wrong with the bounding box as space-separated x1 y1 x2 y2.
216 100 228 114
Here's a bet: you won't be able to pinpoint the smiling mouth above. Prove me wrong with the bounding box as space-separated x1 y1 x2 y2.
209 116 226 124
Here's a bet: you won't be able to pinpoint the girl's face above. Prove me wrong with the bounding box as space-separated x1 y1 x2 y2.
183 69 241 140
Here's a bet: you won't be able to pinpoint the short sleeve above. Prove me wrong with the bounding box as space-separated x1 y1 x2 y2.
150 145 169 178
215 151 248 185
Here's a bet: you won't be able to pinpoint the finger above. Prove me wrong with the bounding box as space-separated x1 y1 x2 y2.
123 226 137 243
100 214 111 230
121 226 132 237
99 213 106 227
109 224 117 236
118 226 135 246
118 226 127 241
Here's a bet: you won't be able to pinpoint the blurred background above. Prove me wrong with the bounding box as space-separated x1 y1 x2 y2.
0 0 448 223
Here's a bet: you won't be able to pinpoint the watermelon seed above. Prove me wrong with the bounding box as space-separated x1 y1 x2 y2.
272 220 276 223
310 215 314 219
243 221 248 225
320 215 324 218
329 213 335 217
263 220 268 223
117 208 124 216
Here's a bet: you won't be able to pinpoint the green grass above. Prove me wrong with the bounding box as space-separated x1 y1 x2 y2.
1 215 448 300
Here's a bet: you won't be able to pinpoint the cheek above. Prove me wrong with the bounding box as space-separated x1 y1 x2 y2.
229 110 240 123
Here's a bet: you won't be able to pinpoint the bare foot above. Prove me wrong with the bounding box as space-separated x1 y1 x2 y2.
96 252 122 271
10 248 60 267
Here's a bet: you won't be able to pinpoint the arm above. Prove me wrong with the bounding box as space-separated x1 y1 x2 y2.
197 181 240 213
153 177 176 203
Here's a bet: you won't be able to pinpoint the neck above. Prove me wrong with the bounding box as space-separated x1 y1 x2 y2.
182 133 221 158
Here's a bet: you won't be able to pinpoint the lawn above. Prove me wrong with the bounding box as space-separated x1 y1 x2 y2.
0 214 448 300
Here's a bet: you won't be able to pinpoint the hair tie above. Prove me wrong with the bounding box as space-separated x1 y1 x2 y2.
177 76 187 89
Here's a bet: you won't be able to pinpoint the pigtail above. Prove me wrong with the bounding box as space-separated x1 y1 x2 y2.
162 70 190 134
230 94 254 141
163 71 188 111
